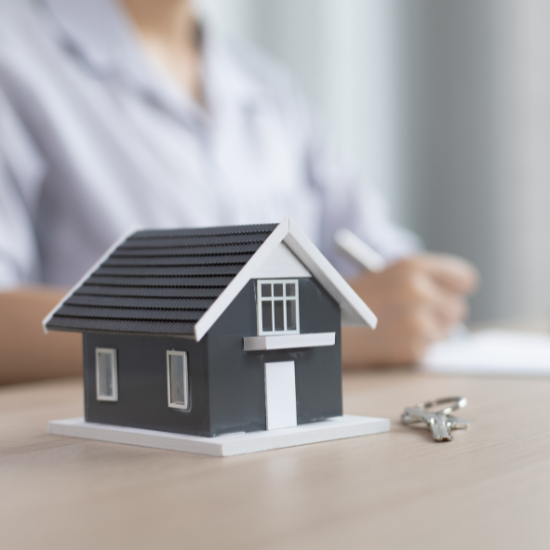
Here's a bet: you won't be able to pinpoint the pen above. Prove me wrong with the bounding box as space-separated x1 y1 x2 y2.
334 228 387 273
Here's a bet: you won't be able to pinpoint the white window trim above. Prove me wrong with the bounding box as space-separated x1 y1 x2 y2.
256 279 300 336
244 332 335 351
166 351 189 410
95 348 118 402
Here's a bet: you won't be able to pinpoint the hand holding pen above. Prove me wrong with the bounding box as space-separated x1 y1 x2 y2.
335 229 478 368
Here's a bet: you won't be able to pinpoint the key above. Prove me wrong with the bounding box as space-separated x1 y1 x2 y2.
401 396 469 442
402 407 454 441
445 415 470 431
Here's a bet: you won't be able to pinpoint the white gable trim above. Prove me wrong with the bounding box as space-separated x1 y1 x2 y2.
253 242 311 279
284 218 378 330
193 219 292 341
42 226 141 334
193 217 377 342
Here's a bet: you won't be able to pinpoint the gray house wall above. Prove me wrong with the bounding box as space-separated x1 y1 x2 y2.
206 278 342 436
83 277 342 437
83 332 211 436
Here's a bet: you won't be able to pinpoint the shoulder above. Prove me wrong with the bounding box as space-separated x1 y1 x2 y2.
0 0 51 74
0 0 38 38
0 0 64 117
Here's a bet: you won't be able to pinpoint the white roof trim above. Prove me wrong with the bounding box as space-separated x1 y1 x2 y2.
193 218 291 341
194 217 377 342
284 218 378 330
42 226 141 334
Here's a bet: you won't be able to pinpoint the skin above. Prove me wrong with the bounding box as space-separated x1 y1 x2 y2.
0 0 479 385
122 0 203 103
0 288 82 385
343 255 478 368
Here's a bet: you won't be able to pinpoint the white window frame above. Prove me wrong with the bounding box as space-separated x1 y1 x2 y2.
256 279 300 336
166 351 189 410
95 348 118 402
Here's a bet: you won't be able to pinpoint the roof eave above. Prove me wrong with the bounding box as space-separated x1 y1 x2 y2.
42 226 142 334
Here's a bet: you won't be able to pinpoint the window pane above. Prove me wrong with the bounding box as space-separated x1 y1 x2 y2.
169 354 187 407
98 352 113 397
274 300 285 330
286 283 296 297
286 300 297 330
261 283 272 297
262 301 273 331
274 284 283 297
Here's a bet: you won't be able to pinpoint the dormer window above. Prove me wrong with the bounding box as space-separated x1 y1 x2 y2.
257 280 300 335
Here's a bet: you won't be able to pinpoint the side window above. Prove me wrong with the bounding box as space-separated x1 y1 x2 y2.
167 351 189 410
95 348 118 401
257 280 300 335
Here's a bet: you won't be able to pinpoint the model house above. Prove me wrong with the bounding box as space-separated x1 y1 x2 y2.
44 218 377 438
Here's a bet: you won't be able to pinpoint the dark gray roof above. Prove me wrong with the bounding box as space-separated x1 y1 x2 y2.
45 223 278 336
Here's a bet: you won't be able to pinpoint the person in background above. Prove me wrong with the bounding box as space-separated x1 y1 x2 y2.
0 0 477 385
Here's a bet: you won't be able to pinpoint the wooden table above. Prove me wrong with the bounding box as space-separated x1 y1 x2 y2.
2 370 550 550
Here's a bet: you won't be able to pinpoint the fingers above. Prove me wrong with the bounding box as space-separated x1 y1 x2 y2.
342 301 455 368
428 281 468 327
405 254 479 294
391 306 452 363
389 272 466 353
394 253 475 326
342 253 478 368
412 254 475 327
391 267 466 325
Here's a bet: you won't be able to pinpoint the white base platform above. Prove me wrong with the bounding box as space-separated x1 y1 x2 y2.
47 415 390 457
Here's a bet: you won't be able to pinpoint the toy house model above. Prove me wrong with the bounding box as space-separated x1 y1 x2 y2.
45 218 388 455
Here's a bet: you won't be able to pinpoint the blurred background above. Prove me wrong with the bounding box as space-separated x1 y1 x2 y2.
198 0 550 324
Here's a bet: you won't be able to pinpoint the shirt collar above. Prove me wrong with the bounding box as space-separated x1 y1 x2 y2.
43 0 141 78
41 0 269 123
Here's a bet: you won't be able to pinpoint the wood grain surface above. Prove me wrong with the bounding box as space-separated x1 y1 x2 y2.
2 370 550 550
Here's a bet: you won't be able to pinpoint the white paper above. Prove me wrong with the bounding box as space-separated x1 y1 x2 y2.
421 329 550 376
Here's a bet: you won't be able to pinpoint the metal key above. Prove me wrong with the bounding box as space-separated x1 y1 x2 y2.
445 415 470 431
402 407 454 441
401 396 469 442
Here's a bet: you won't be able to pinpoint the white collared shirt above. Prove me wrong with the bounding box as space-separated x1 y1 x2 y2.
0 0 419 290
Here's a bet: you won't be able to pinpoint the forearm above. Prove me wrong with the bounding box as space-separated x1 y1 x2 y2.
342 325 419 370
0 287 82 385
342 326 380 370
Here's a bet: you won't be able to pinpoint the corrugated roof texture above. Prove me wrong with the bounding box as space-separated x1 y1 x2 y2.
46 223 278 336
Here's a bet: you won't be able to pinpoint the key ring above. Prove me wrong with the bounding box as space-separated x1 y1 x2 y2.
401 396 467 425
413 396 467 415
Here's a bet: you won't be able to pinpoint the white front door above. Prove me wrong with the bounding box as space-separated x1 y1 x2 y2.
264 361 298 430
